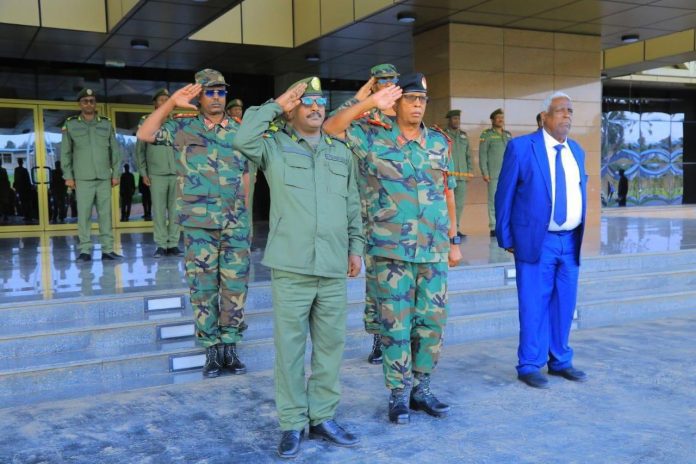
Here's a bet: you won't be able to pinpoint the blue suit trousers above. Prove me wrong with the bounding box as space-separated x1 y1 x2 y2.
515 229 579 375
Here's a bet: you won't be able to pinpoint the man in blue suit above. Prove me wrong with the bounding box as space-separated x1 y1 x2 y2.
495 92 588 389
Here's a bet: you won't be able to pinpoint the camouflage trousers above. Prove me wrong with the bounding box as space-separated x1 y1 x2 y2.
363 253 380 334
183 226 250 347
374 257 449 390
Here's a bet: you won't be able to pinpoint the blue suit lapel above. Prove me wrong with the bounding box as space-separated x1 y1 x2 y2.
531 130 551 199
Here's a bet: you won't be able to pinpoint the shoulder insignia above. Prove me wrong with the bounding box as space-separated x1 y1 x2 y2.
233 116 242 124
98 115 111 121
367 118 391 129
353 110 370 121
174 113 197 119
429 124 451 143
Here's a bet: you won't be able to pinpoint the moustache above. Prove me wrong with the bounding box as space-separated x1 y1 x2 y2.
307 112 322 118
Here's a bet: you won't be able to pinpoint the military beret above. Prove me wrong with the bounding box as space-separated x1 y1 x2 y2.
226 98 243 110
195 68 228 87
370 63 399 78
446 109 461 118
399 72 428 94
152 88 170 101
76 88 96 101
490 108 504 120
289 76 323 96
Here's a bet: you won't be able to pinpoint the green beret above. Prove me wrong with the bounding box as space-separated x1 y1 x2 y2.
226 98 243 110
76 88 96 101
370 63 399 78
289 76 323 96
446 109 461 118
490 108 504 120
195 68 228 87
152 88 170 101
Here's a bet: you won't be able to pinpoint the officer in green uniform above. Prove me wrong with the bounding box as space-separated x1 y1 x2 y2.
479 108 512 236
233 77 363 459
61 88 122 262
324 73 463 425
444 109 472 237
136 69 250 379
135 88 182 258
333 63 400 365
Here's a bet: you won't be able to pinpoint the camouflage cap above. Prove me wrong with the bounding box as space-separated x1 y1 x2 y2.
446 109 461 118
76 88 96 101
194 68 228 87
399 72 427 94
490 108 504 120
370 63 399 78
226 98 243 110
152 88 170 101
289 76 323 96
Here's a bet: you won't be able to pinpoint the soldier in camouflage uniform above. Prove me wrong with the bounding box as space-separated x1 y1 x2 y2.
61 88 122 262
333 63 400 365
233 77 363 458
444 109 473 237
135 88 182 258
479 108 512 236
324 73 463 425
137 69 249 378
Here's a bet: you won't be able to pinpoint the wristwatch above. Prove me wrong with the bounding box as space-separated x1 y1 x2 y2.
449 235 462 245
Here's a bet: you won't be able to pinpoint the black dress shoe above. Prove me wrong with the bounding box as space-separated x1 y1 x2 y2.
153 247 167 258
167 247 182 256
388 389 410 424
457 232 467 238
309 419 359 447
101 251 123 260
76 253 91 262
548 367 587 382
367 334 383 365
202 345 223 378
409 374 450 417
277 430 303 459
518 371 550 389
222 343 246 375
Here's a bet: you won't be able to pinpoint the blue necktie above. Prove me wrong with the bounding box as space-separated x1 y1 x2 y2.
553 144 567 226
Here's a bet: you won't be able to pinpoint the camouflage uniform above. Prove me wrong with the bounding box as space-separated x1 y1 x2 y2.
154 103 249 348
444 109 472 233
345 108 456 391
479 125 512 231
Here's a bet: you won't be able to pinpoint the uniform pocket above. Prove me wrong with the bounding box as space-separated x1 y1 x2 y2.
284 154 312 189
327 160 348 197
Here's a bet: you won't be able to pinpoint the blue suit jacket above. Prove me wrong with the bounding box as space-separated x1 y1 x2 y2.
494 129 587 263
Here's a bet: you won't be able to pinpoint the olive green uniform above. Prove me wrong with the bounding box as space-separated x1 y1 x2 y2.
60 115 121 254
479 127 512 230
444 126 472 233
232 100 364 431
135 114 180 249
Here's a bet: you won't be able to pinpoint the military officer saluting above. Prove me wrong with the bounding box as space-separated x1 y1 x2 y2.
325 73 462 425
135 88 181 258
233 77 364 459
61 88 122 261
137 69 250 379
479 108 512 237
444 109 472 237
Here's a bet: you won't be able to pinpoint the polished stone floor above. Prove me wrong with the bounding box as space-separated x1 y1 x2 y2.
2 206 696 303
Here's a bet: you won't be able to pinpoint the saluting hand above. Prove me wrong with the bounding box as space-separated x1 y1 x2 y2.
355 77 376 101
171 84 202 110
371 85 402 111
276 82 308 114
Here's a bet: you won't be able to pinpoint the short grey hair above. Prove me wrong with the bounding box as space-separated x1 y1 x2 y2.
541 91 571 113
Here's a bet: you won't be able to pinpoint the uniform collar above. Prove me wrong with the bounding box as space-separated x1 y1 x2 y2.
394 122 427 149
285 125 333 146
200 114 230 131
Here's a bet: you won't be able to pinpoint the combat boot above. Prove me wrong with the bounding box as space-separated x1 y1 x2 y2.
388 388 410 424
202 344 223 378
409 372 450 417
223 343 247 375
367 334 383 364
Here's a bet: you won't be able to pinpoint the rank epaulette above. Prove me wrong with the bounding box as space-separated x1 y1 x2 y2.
367 118 391 129
429 124 452 143
174 113 197 119
353 110 370 120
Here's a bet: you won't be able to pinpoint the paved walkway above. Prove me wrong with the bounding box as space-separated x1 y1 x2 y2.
1 313 694 464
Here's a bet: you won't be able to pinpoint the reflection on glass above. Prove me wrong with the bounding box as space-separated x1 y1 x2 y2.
114 112 149 222
0 108 37 226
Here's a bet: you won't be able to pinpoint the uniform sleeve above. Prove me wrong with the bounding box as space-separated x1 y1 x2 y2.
231 100 282 170
465 136 472 175
447 151 457 190
479 132 489 177
60 122 74 180
329 97 360 117
344 121 371 160
109 124 121 180
153 119 178 146
135 118 148 177
345 150 365 257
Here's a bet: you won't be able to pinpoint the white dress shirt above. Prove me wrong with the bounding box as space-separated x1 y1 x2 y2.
542 129 582 231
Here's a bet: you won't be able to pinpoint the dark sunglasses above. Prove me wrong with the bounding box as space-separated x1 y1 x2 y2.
300 96 327 107
204 89 227 98
377 77 398 85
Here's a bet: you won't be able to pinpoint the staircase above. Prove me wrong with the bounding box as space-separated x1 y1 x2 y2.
1 249 695 409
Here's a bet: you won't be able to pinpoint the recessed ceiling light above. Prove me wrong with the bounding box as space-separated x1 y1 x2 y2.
397 12 416 24
621 34 640 43
131 39 149 50
305 54 320 62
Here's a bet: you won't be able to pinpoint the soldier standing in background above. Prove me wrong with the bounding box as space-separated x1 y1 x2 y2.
443 109 472 238
61 88 122 261
13 158 31 222
119 163 135 222
479 108 512 237
137 69 250 379
135 88 181 257
50 160 67 223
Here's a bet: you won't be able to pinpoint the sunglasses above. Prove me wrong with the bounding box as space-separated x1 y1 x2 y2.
300 96 327 107
402 94 429 104
377 77 399 85
80 98 96 105
203 89 227 98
